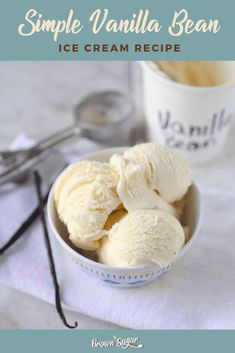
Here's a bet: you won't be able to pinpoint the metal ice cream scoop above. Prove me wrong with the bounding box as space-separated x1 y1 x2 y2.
0 91 133 186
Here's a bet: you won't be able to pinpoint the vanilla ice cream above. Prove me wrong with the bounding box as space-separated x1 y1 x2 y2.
54 142 192 262
98 209 185 267
123 143 192 203
157 61 224 87
54 161 120 250
110 153 179 218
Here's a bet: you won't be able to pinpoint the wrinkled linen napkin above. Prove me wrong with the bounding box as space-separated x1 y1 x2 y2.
0 134 235 329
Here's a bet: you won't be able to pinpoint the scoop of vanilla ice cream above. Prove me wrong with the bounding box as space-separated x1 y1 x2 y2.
123 143 192 203
98 209 185 267
54 161 120 250
110 154 179 218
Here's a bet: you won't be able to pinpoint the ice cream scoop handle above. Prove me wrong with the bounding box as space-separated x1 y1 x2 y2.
36 126 81 152
0 126 81 186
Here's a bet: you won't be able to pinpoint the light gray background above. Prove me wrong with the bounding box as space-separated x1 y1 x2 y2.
0 61 234 329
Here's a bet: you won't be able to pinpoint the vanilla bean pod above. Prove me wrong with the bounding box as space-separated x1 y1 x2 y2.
0 189 49 256
33 171 78 329
0 166 67 256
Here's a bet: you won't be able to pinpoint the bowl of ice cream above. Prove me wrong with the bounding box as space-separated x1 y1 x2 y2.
47 144 202 287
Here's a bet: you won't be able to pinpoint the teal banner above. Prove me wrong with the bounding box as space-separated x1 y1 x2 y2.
1 330 235 353
0 0 234 60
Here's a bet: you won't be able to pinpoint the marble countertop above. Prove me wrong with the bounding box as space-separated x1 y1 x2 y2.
0 62 234 329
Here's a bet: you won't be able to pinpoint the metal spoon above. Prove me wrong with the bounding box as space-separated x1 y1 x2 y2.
0 91 133 186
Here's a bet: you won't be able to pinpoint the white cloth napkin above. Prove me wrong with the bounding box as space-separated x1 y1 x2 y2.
0 135 235 329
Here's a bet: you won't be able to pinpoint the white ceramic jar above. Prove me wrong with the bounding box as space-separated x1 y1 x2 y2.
139 61 235 165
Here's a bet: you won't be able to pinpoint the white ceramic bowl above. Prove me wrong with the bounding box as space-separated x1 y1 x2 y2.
47 148 202 287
